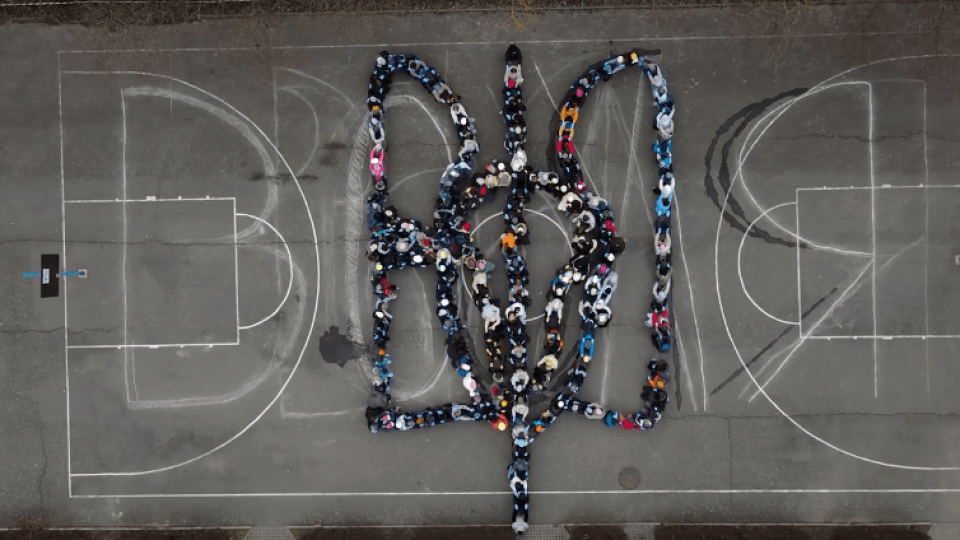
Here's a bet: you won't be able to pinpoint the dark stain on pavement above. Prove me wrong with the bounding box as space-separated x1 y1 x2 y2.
710 286 838 397
319 141 348 167
704 87 810 249
318 325 361 368
618 466 641 489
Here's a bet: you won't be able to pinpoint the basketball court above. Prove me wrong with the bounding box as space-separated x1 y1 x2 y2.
3 5 960 529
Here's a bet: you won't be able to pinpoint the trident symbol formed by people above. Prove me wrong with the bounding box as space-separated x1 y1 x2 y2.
362 44 675 534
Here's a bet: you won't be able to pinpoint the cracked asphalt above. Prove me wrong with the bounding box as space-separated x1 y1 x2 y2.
3 2 960 530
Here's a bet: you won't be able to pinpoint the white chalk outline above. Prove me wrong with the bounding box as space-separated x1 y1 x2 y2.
60 68 320 484
236 213 293 330
747 259 874 402
279 389 359 419
755 232 923 403
795 190 802 329
733 82 877 391
615 73 653 226
344 103 368 348
734 82 875 260
121 92 131 396
98 212 306 410
717 54 960 471
671 194 706 412
344 90 453 353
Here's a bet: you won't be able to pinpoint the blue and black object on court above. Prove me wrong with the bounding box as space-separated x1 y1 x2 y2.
40 254 59 298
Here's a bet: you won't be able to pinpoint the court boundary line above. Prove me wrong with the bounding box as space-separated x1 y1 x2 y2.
68 342 240 350
797 184 960 191
64 488 960 498
56 48 960 498
58 51 72 498
55 30 944 54
60 66 322 485
807 335 960 340
65 196 237 203
716 53 960 472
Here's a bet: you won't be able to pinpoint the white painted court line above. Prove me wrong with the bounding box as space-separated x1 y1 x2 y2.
57 52 72 498
64 188 239 348
460 208 572 325
868 84 878 400
922 81 931 397
750 255 891 402
61 69 320 481
55 29 943 54
718 53 960 471
739 202 800 326
65 488 960 498
735 82 874 259
622 73 652 225
64 196 237 203
68 342 240 349
808 335 960 340
796 182 954 343
57 51 960 493
797 184 960 191
234 200 240 341
236 213 293 330
746 188 891 400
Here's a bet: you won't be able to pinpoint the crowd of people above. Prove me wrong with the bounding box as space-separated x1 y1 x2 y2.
646 58 675 354
360 45 675 535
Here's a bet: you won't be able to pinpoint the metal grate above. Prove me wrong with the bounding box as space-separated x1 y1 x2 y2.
622 523 657 540
931 522 960 540
243 527 295 540
523 525 567 540
559 523 657 540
